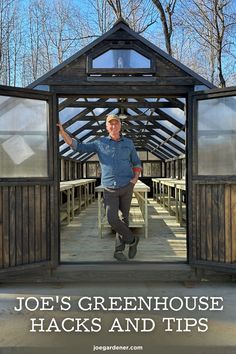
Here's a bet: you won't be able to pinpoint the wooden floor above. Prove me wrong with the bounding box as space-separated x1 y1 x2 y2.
60 199 187 262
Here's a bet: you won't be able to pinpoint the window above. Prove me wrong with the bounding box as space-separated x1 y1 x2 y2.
86 162 101 177
0 95 49 177
142 162 161 177
92 49 151 69
197 96 236 175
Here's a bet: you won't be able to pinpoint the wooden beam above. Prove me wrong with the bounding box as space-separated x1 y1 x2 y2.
49 76 196 85
68 101 180 109
63 115 166 121
52 85 190 96
130 97 185 129
59 108 114 147
123 120 185 154
124 112 185 144
60 118 185 157
154 108 185 130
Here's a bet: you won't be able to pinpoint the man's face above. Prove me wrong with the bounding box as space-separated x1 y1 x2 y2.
106 119 121 135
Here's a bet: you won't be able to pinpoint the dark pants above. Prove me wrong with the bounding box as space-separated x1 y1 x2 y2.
104 182 134 252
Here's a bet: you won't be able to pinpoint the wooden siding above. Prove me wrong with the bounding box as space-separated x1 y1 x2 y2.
0 184 54 269
41 27 198 91
192 183 236 263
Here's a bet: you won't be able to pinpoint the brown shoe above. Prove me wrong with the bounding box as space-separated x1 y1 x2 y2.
128 236 139 259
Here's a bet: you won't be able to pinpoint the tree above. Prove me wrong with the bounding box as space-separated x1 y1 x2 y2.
0 0 22 85
22 0 94 85
178 0 236 87
152 0 177 55
104 0 158 33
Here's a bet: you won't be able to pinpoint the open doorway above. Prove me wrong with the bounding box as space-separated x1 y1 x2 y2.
58 95 187 263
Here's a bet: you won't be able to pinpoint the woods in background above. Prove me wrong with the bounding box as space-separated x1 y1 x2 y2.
0 0 235 87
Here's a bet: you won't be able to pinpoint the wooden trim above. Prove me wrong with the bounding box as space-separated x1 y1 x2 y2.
51 86 191 96
187 91 194 264
189 260 236 273
0 85 54 99
51 94 60 268
0 261 51 276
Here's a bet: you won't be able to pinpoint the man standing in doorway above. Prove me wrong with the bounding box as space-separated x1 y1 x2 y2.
57 114 142 261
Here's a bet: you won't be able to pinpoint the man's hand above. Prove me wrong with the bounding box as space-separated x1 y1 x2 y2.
57 123 64 133
130 177 138 185
130 169 141 185
57 123 73 146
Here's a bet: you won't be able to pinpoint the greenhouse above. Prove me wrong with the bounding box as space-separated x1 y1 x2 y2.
0 18 236 281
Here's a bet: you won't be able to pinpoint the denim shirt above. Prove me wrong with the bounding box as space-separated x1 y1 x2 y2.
71 136 141 188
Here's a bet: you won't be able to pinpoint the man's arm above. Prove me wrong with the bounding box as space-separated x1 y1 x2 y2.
57 123 73 146
57 122 98 153
130 167 141 185
130 142 142 184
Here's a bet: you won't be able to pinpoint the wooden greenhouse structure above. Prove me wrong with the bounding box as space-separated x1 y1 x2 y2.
0 18 236 281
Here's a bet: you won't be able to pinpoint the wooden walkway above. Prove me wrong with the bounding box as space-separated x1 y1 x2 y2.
60 199 186 262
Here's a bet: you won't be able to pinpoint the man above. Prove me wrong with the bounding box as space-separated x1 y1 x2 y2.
57 114 142 261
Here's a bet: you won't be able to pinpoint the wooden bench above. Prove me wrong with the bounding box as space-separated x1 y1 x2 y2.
152 178 186 226
60 179 96 224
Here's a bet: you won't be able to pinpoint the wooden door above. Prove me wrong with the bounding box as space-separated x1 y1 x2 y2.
188 86 236 272
0 85 58 278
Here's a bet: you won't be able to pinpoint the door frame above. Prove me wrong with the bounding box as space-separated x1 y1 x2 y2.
187 86 236 273
0 85 59 278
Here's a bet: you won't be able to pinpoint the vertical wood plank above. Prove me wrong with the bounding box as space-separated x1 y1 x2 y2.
0 188 3 268
9 186 16 267
192 183 198 260
196 184 201 260
206 184 213 261
28 186 35 263
2 187 9 268
200 185 206 260
50 184 57 264
35 185 41 261
41 185 47 260
212 185 219 262
231 185 236 262
16 187 23 265
218 185 225 262
224 185 231 262
22 186 29 264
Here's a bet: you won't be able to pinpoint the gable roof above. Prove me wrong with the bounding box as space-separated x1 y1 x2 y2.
28 18 214 89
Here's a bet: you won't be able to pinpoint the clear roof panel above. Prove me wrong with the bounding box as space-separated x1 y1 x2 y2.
158 120 181 133
70 152 80 159
152 132 185 148
59 143 70 152
83 135 96 143
59 107 87 124
76 129 92 139
148 152 160 160
62 150 73 157
92 49 151 69
67 121 89 133
158 107 185 124
163 142 183 154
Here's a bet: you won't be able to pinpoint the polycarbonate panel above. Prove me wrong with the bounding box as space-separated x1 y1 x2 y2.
197 96 236 175
159 107 185 124
0 95 48 177
158 120 179 133
148 152 160 160
93 49 151 69
59 107 87 124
